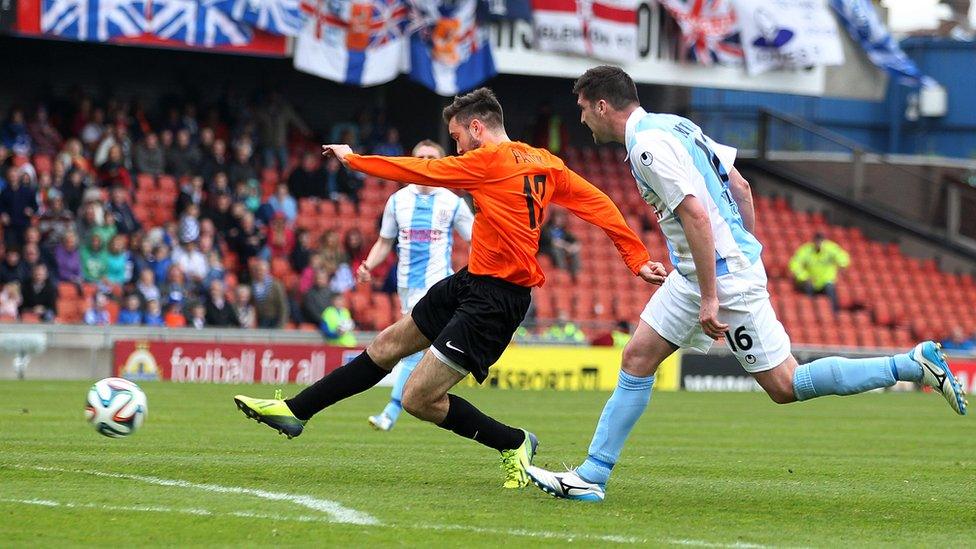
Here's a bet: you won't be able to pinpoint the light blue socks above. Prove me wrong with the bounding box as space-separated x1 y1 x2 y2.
792 352 922 401
382 351 423 422
576 371 655 486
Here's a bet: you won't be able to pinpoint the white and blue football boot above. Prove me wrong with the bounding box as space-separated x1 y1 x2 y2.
912 341 968 415
526 465 605 502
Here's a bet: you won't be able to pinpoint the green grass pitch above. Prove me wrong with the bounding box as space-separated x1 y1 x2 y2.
1 380 973 547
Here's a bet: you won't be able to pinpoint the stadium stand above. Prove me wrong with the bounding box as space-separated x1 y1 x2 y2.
4 101 974 350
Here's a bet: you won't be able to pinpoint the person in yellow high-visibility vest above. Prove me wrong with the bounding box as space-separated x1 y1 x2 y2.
611 321 632 348
789 232 850 311
319 294 357 347
545 311 586 343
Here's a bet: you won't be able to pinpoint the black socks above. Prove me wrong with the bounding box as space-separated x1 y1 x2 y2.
436 394 524 451
285 351 389 421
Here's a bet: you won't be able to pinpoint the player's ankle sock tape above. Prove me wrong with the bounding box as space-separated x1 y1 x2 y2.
578 371 654 485
286 351 388 420
436 394 524 452
892 352 923 382
792 356 897 401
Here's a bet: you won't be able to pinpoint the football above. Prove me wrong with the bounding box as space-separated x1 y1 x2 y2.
85 377 148 438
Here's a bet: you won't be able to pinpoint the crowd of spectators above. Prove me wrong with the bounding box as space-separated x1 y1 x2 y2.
0 93 406 330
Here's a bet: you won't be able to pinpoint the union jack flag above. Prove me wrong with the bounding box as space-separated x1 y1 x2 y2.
659 0 742 66
151 0 252 46
41 0 149 42
212 0 304 36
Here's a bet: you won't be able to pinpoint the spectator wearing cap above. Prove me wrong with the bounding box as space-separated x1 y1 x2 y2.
250 258 288 328
55 231 82 284
134 132 165 176
267 182 297 224
38 188 75 246
117 294 144 326
21 263 57 322
81 233 109 283
28 106 63 157
205 279 238 327
104 235 131 286
107 186 141 235
0 168 38 246
790 231 850 311
83 292 111 325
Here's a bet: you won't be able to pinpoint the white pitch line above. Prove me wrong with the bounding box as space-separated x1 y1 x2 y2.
20 465 378 526
10 466 779 548
0 498 326 523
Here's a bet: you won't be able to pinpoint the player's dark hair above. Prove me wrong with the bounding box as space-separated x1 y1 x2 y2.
442 88 505 129
573 65 639 110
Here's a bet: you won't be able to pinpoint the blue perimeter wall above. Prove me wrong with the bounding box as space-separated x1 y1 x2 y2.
689 38 976 159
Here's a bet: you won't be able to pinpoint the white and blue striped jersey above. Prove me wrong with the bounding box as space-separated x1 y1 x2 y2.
380 185 474 289
625 107 762 278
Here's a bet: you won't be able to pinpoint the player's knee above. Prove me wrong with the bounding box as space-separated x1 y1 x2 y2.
367 325 401 369
620 344 659 377
401 385 435 421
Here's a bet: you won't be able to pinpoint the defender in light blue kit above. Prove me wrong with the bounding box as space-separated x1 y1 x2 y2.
526 66 968 503
358 139 474 431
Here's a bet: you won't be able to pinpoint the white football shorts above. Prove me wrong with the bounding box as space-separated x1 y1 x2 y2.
641 259 791 373
397 286 430 315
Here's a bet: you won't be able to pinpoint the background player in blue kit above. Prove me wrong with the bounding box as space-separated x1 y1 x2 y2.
357 139 474 431
527 66 969 502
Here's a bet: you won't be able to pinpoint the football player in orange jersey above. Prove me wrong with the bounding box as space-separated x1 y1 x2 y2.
235 87 667 490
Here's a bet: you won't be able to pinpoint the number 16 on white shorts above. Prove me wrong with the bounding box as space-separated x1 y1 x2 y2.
641 260 792 373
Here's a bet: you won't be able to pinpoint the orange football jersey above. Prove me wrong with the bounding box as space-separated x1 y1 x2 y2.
346 141 649 287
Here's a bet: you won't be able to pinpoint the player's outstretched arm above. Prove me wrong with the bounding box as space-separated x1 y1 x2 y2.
675 195 728 340
323 144 485 189
729 168 756 233
554 169 658 280
358 237 394 283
